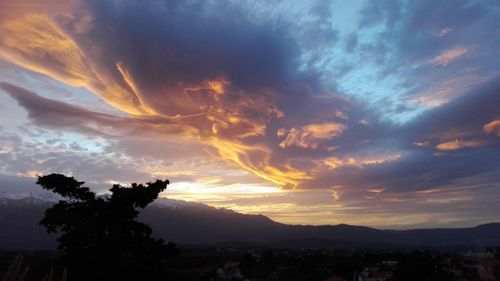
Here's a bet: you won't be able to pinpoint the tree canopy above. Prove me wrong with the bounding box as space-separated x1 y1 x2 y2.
37 174 178 281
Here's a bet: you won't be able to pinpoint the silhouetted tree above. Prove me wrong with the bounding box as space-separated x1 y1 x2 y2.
37 174 178 281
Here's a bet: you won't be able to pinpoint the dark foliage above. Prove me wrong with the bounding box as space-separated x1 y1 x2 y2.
389 251 454 281
36 174 178 281
495 246 500 280
259 250 276 273
239 252 257 277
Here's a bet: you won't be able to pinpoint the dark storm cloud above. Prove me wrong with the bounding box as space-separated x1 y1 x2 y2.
78 0 307 97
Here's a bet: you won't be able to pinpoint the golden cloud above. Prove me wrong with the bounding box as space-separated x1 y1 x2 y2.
0 12 159 115
320 154 401 170
0 4 291 185
0 1 403 191
435 139 486 150
483 119 500 136
278 122 346 149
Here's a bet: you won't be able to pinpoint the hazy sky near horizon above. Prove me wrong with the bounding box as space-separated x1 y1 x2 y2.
0 0 499 229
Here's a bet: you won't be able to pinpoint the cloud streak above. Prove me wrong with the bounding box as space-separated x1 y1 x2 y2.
0 0 353 189
0 0 499 227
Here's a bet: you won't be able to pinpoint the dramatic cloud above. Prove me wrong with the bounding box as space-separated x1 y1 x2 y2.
0 0 356 189
278 122 346 149
0 0 499 227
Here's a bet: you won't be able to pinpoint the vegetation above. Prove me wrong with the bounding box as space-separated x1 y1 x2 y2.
36 174 178 281
1 253 66 281
1 174 500 281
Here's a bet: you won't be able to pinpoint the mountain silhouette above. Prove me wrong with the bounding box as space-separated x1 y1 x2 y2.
1 197 500 250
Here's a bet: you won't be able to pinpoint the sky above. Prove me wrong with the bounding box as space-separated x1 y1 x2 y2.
0 0 499 229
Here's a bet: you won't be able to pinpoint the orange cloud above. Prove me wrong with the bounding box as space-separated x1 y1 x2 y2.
366 188 384 193
483 119 500 136
435 139 485 150
0 12 158 115
0 1 403 192
208 77 229 95
0 3 296 187
210 138 311 187
320 154 401 170
278 122 346 149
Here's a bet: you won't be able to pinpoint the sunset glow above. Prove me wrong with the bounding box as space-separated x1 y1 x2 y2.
0 0 499 229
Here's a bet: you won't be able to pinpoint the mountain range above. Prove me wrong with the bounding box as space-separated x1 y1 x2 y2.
1 196 499 251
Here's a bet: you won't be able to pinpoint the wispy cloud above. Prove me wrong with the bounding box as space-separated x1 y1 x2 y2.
435 139 486 151
278 122 346 149
428 46 468 66
0 0 499 228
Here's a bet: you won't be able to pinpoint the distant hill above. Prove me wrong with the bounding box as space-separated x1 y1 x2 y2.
1 197 499 250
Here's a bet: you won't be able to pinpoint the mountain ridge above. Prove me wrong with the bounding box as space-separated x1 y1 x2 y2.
1 196 499 250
